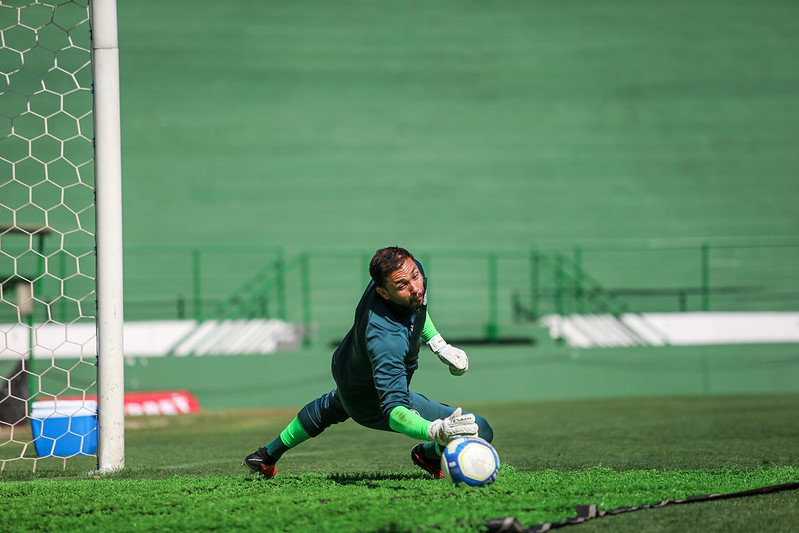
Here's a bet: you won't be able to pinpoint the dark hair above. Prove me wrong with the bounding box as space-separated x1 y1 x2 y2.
369 246 414 288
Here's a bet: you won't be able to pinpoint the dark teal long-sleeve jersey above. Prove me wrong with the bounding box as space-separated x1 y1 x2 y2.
276 259 492 450
330 261 428 429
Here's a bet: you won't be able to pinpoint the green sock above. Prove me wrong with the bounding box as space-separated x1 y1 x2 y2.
422 442 442 460
264 436 287 463
265 416 311 461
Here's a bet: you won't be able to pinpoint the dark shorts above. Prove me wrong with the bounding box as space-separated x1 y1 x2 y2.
297 388 493 443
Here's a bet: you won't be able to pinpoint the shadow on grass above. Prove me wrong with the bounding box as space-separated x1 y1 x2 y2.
237 470 431 486
326 471 431 486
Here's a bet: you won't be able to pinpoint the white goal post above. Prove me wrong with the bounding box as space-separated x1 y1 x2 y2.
92 0 125 474
0 0 124 473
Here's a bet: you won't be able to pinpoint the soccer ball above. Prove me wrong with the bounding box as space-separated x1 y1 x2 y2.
440 436 499 488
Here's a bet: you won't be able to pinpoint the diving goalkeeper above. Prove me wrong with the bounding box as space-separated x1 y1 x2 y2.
244 246 493 478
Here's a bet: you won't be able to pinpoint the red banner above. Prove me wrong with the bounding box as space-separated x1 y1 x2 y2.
62 390 201 416
122 390 201 416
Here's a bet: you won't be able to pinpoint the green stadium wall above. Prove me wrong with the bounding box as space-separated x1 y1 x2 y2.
118 341 799 411
19 0 795 410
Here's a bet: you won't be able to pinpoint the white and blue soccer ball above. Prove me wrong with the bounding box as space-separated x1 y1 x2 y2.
440 436 499 488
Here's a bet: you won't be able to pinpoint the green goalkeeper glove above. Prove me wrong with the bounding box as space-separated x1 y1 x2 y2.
427 407 478 446
428 334 469 375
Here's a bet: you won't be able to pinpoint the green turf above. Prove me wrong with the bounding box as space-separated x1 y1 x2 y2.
1 395 797 531
1 467 796 532
3 1 799 530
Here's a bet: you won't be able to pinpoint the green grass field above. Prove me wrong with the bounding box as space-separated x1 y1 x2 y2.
2 394 797 532
3 0 799 531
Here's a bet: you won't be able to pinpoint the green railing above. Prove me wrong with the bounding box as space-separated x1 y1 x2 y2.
527 250 637 319
120 244 285 323
7 235 798 349
214 252 312 345
78 238 799 346
558 237 799 313
206 248 649 344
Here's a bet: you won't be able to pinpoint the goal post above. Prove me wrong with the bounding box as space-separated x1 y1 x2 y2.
0 0 124 473
92 0 125 474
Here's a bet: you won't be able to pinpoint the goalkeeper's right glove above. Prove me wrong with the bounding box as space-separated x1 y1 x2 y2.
427 407 478 446
428 334 469 376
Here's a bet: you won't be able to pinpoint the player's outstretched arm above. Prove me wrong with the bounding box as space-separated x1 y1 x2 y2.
428 334 469 375
389 406 477 446
422 314 469 375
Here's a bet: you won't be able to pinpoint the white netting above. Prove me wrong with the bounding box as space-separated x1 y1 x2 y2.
0 0 96 471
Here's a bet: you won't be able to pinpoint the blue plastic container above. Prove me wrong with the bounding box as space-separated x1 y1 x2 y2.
31 400 98 457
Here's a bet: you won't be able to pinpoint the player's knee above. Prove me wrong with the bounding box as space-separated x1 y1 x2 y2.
475 415 493 443
298 391 350 437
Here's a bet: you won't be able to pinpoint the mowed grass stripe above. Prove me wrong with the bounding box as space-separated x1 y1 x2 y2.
1 395 796 531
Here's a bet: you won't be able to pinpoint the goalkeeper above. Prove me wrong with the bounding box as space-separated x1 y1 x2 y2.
244 246 493 478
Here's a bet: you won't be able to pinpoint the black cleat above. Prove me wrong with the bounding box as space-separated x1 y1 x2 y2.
411 443 444 479
243 447 277 477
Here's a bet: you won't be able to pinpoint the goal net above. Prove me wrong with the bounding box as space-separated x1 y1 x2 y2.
0 0 124 472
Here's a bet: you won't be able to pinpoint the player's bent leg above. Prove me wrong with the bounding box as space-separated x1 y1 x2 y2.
409 392 494 442
407 392 494 478
297 389 351 437
473 414 493 443
244 390 350 476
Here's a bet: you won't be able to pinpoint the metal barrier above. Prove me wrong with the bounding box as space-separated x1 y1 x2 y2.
21 238 794 345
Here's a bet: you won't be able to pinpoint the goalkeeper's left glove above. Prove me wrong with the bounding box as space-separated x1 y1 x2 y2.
427 407 478 446
428 334 468 376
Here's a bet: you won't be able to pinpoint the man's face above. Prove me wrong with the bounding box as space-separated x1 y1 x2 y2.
376 257 425 309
